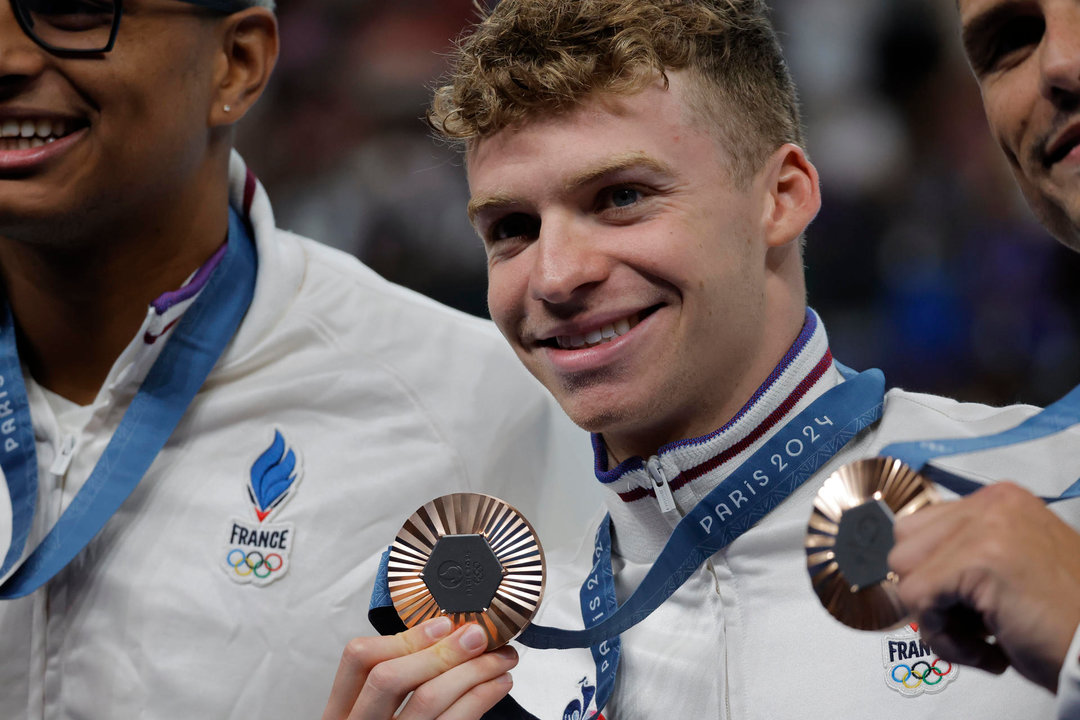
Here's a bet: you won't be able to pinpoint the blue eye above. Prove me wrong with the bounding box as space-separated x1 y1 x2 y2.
609 188 641 208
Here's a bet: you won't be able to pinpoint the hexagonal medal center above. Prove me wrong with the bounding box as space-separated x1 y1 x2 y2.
421 534 504 613
834 499 896 591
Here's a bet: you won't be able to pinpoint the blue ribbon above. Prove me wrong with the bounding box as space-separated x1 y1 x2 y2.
369 366 887 717
521 367 885 714
516 367 885 651
880 382 1080 502
0 309 39 582
0 207 256 598
577 516 619 712
369 368 1080 718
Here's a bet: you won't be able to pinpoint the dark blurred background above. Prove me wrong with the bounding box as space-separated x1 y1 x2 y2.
236 0 1080 409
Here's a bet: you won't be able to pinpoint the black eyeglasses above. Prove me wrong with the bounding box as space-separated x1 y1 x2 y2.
10 0 250 55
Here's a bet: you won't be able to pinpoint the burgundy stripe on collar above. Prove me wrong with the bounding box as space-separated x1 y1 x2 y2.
243 168 257 215
616 347 833 503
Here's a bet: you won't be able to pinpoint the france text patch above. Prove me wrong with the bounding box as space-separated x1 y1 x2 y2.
221 429 302 586
882 623 957 696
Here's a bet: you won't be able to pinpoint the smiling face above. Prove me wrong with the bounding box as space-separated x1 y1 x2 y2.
468 73 814 461
0 0 233 245
959 0 1080 249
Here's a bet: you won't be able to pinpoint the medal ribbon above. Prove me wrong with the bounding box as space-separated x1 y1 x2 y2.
0 315 38 583
369 366 887 716
369 371 1080 717
880 382 1080 502
520 367 885 713
518 366 885 649
0 207 256 598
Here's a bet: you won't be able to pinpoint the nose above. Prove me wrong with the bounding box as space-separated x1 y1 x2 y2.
1040 5 1080 104
528 216 609 307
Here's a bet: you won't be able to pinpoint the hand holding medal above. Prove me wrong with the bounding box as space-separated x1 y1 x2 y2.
806 382 1080 672
324 495 536 719
387 493 545 650
888 482 1080 689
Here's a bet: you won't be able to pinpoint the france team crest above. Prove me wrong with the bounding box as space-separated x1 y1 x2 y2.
221 429 303 586
882 623 957 696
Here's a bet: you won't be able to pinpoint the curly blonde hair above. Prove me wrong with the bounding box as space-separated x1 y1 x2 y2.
429 0 803 180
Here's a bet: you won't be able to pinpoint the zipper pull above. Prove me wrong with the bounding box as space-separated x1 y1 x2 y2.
645 456 677 513
49 434 77 477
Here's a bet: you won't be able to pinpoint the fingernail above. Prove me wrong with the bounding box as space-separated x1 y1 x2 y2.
493 645 518 661
460 624 488 651
496 672 513 686
424 616 453 640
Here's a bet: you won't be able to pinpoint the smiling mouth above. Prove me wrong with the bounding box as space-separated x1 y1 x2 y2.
547 305 661 350
0 118 80 150
1045 142 1076 168
1043 122 1080 168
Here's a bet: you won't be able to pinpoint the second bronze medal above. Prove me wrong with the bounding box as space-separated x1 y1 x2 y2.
805 457 940 630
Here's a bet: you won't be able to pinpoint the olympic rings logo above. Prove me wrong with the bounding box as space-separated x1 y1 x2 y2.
891 659 953 688
226 548 284 579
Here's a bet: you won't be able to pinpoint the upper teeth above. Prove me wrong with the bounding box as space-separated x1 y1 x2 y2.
557 316 635 349
0 118 67 140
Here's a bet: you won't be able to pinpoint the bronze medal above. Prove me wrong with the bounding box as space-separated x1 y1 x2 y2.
388 493 545 650
805 457 940 630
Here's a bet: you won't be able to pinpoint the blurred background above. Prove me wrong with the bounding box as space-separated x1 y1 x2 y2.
236 0 1080 408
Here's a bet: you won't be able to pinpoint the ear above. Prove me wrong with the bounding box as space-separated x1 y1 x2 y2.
758 143 821 248
208 8 279 127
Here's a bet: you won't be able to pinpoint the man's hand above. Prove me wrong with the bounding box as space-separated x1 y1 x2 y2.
322 618 517 720
889 482 1080 691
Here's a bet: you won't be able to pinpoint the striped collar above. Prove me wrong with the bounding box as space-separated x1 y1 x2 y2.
592 308 841 560
150 240 228 316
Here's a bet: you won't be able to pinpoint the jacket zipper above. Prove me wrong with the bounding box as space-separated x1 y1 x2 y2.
48 434 76 478
645 455 677 513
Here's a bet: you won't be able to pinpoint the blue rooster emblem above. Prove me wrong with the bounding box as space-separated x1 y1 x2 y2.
247 430 300 522
562 678 598 720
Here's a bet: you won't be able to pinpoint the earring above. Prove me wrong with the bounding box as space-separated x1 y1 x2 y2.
223 104 232 113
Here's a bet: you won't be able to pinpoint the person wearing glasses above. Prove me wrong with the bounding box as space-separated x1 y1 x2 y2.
0 1 593 717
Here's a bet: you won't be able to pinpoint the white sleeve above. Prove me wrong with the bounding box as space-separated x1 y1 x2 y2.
0 466 12 583
1057 622 1080 719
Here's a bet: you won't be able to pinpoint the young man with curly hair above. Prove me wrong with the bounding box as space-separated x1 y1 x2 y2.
326 1 1080 718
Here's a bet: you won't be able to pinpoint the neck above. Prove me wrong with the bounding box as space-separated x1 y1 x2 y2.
605 307 809 466
593 307 837 562
0 178 230 405
603 247 808 463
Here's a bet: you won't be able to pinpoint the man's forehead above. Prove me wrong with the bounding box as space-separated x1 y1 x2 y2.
464 75 697 155
466 98 654 175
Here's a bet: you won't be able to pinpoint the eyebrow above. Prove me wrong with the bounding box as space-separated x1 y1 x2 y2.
466 152 675 225
466 191 514 226
561 152 674 192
